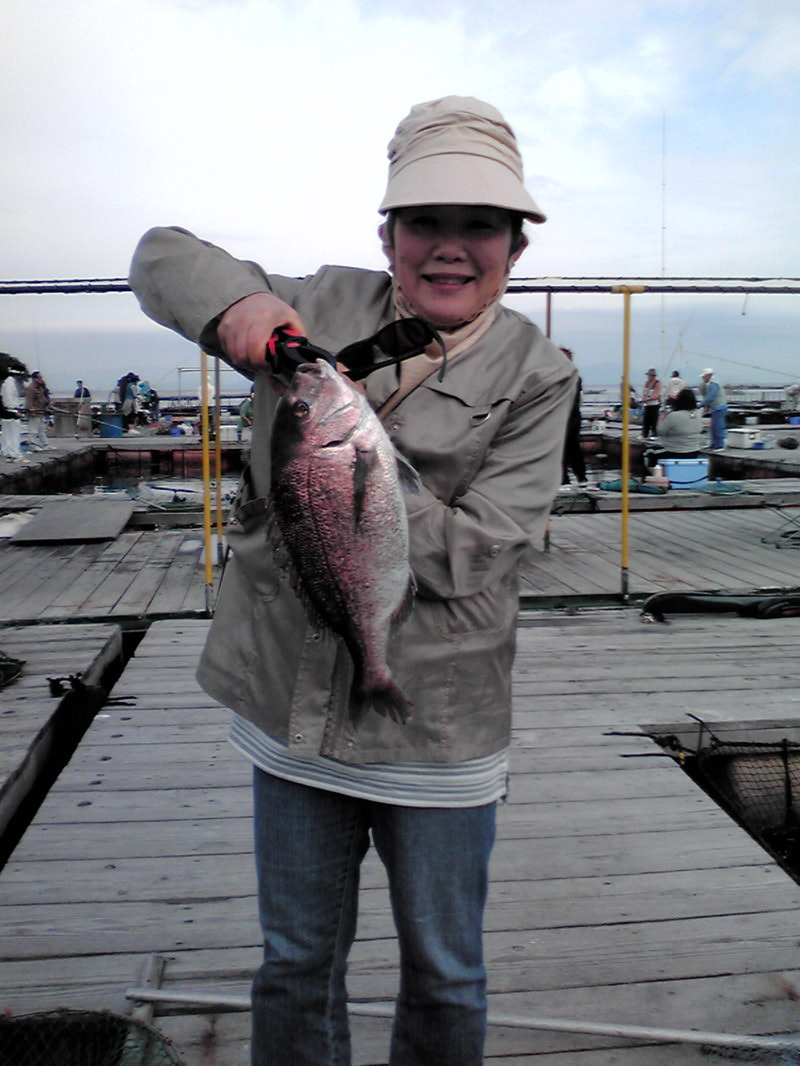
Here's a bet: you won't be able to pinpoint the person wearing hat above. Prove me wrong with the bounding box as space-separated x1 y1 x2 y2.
130 96 575 1066
699 367 728 450
640 367 662 438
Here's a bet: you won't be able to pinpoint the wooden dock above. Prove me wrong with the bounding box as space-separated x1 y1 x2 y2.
2 489 798 623
521 501 800 605
2 437 800 1062
3 615 800 1063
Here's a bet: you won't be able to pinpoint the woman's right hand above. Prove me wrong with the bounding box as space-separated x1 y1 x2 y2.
218 292 306 374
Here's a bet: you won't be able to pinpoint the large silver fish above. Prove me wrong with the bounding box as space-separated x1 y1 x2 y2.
270 360 418 724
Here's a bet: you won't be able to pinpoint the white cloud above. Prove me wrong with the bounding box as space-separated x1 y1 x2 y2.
1 0 798 391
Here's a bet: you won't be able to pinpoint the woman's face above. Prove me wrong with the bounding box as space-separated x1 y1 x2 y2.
385 205 525 329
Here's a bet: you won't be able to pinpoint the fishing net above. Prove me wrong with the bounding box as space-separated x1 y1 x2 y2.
652 725 800 877
693 737 800 872
0 1010 185 1066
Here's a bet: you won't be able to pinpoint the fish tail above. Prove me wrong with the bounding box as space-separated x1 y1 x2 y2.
350 679 414 726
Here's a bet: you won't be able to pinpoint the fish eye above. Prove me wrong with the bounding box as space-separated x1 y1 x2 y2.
293 400 310 418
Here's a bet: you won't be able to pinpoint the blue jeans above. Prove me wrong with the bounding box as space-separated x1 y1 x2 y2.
251 767 496 1066
709 406 727 449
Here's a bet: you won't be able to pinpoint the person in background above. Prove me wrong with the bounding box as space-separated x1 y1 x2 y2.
24 371 51 451
641 367 661 438
664 369 684 408
1 367 24 462
699 367 728 451
643 387 701 473
75 379 92 436
560 347 587 487
129 94 576 1066
237 385 254 442
118 372 140 430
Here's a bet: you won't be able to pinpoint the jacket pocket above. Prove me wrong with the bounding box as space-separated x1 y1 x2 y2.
224 468 280 602
419 573 518 643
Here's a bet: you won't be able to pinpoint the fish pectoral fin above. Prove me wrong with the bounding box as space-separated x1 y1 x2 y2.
394 449 422 496
352 445 379 526
390 572 416 628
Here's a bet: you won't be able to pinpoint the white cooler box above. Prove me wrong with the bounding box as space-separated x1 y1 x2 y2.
727 428 762 449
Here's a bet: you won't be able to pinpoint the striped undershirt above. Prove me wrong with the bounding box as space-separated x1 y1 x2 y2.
229 714 509 808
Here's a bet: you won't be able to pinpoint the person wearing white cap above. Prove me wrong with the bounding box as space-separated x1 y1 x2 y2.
129 96 576 1066
699 367 728 450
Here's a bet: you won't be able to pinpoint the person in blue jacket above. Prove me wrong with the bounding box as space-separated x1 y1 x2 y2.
699 368 728 451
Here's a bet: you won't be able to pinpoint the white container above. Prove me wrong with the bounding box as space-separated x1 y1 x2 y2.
218 424 238 442
727 428 762 449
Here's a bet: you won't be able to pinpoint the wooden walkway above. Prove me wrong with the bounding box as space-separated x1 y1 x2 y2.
0 528 211 624
520 504 800 604
3 615 800 1063
0 493 798 624
0 486 797 622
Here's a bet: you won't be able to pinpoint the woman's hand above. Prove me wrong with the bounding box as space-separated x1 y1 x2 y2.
218 292 306 374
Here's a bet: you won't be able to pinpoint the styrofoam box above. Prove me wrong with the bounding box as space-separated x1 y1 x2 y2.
218 424 238 442
727 428 762 448
661 457 709 489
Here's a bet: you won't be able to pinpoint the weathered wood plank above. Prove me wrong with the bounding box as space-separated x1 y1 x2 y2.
10 497 136 543
5 613 800 1066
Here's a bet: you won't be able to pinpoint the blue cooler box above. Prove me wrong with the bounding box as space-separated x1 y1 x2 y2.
661 457 709 489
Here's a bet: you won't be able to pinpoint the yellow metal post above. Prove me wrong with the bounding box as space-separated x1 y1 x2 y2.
612 286 645 602
199 350 215 614
213 358 224 565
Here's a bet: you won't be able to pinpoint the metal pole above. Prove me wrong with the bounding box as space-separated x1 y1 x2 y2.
213 359 224 565
199 350 214 615
545 292 552 338
124 988 800 1053
612 286 644 603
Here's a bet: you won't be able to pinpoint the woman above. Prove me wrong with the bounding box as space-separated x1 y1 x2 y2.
644 386 701 472
640 367 662 438
130 95 576 1066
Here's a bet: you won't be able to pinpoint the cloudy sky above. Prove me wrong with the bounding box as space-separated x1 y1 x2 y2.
3 0 799 395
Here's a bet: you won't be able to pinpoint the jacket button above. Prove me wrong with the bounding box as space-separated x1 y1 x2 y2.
488 544 501 557
293 733 303 742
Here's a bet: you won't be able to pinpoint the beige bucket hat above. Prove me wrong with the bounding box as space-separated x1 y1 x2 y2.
379 95 546 223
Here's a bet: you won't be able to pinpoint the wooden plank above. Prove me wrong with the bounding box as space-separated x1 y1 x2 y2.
0 623 123 846
37 533 146 618
146 535 211 615
11 497 136 543
5 614 800 1065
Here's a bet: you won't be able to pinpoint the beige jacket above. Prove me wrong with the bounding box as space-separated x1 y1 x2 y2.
129 227 576 764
